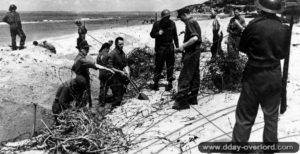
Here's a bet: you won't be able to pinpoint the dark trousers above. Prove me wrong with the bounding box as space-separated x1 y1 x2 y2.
153 44 175 83
105 74 128 107
232 65 282 143
175 50 201 106
211 30 224 59
227 35 240 59
98 70 114 105
10 28 26 49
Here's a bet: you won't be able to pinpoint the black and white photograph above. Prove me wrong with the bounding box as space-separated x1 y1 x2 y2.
0 0 300 153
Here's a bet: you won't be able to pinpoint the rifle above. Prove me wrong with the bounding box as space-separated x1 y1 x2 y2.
281 5 300 114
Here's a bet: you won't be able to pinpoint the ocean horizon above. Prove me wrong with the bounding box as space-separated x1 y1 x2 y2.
0 11 157 45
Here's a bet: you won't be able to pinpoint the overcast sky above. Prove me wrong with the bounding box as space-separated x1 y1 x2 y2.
0 0 206 12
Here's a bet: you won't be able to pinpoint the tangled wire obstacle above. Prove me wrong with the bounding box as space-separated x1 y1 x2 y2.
201 54 247 92
0 42 248 153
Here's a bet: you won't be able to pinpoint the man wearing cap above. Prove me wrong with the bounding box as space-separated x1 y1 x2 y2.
75 20 87 50
232 0 289 148
105 37 130 109
2 4 26 50
150 9 179 91
227 9 246 59
173 8 202 110
72 40 106 108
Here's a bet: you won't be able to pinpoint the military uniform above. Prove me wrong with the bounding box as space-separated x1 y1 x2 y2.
2 11 26 50
76 25 87 50
52 76 86 115
174 17 202 109
227 16 245 59
150 19 179 84
96 50 113 105
106 47 129 107
72 52 98 107
232 14 289 143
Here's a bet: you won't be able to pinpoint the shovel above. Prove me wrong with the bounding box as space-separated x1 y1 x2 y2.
96 64 149 100
127 76 149 100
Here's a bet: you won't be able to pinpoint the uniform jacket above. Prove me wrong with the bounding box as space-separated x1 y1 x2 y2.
2 11 22 30
184 17 202 53
239 14 289 68
150 19 179 51
72 52 97 79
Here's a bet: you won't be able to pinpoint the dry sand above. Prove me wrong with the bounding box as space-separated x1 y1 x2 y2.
1 16 300 154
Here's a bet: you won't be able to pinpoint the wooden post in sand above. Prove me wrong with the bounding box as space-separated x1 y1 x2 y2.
32 103 37 137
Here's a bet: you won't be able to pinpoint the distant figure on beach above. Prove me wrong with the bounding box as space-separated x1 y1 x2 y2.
150 9 179 91
227 9 246 59
75 20 87 50
2 4 26 50
33 40 56 54
210 9 224 60
173 8 202 110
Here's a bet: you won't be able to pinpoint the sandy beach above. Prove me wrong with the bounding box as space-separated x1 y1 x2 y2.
1 16 300 154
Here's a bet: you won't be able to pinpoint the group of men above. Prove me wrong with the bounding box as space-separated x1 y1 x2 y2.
3 0 291 149
52 36 130 118
151 0 290 148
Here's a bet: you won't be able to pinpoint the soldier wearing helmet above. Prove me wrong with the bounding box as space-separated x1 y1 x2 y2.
232 0 289 150
2 4 26 50
150 9 179 91
75 20 88 50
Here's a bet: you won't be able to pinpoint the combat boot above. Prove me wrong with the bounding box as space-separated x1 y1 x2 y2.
150 82 159 91
165 82 173 91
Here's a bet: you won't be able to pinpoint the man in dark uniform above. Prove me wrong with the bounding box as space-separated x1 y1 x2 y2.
71 40 100 108
232 0 289 149
2 4 26 50
52 76 86 123
106 37 130 108
172 8 202 110
150 9 179 91
75 20 87 50
96 42 113 106
227 9 246 59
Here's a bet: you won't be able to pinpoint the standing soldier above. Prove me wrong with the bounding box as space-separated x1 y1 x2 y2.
210 9 224 60
227 9 246 59
75 20 87 50
232 0 289 150
150 9 179 91
172 8 202 110
2 4 26 50
106 37 130 109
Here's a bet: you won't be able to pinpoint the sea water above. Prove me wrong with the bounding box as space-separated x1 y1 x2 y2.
0 11 156 45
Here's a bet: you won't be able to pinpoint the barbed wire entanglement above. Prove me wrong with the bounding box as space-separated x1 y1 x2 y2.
0 17 254 154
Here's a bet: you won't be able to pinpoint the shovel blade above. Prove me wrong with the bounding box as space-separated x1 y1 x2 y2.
137 93 149 100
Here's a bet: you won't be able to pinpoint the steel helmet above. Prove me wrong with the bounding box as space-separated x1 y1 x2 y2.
255 0 282 14
75 20 82 25
9 4 17 11
161 9 171 18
